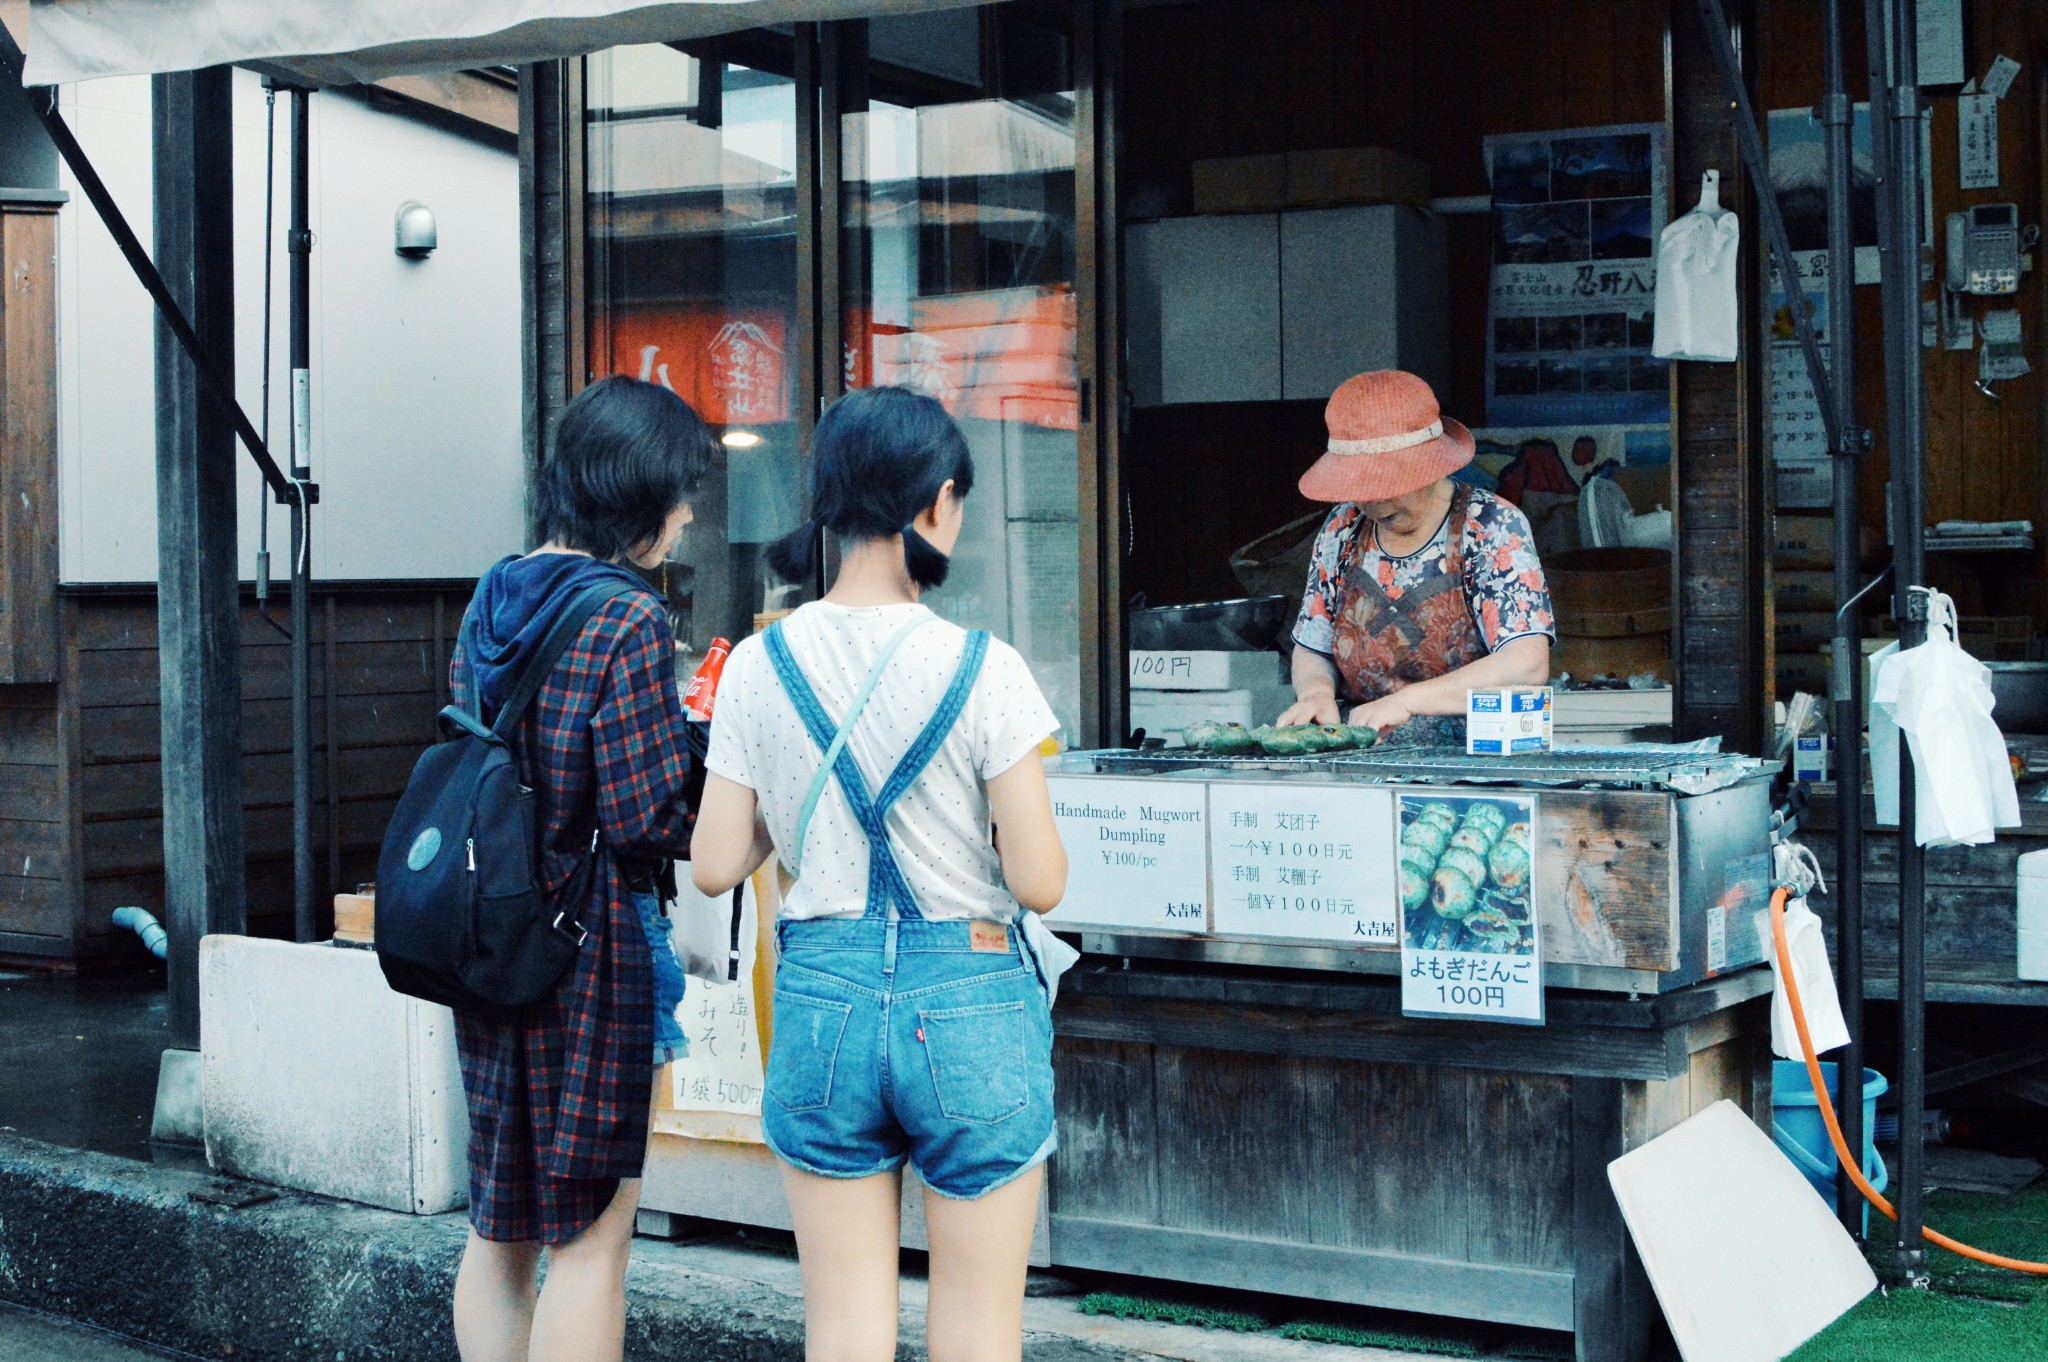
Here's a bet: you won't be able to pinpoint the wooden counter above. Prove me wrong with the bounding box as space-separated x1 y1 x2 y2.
1046 961 1774 1362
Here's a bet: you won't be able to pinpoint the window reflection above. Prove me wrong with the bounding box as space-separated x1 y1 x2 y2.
841 6 1082 737
586 43 803 658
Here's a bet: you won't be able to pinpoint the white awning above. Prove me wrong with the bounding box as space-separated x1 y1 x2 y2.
21 0 981 87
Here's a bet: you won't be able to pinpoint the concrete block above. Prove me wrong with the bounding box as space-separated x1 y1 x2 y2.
149 1047 204 1146
2020 928 2048 983
200 935 468 1214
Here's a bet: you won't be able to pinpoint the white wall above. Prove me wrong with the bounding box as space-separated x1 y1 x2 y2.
57 69 524 583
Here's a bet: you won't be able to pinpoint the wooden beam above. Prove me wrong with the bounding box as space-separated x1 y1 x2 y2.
154 68 247 1048
369 70 519 139
0 199 59 683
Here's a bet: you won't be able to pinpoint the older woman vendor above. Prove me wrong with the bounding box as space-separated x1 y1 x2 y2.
1276 370 1555 747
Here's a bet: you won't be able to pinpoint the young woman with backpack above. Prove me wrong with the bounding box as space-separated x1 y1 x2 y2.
691 386 1069 1362
448 376 712 1362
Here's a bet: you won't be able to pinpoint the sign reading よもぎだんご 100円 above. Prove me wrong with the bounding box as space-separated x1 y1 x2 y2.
1046 776 1208 932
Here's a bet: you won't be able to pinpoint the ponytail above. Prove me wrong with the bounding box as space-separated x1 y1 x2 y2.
902 524 952 591
767 518 820 584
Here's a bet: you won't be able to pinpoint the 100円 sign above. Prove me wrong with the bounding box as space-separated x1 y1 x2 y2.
1397 790 1544 1024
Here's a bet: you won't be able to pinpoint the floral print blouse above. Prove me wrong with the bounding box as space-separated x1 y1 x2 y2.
1292 487 1556 658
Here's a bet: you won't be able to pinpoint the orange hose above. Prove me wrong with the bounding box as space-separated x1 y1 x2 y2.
1769 886 2048 1273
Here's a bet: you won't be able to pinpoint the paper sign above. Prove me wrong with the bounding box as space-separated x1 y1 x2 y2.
1397 791 1543 1024
1048 776 1209 931
669 880 766 1117
1983 55 2021 101
1208 782 1398 943
1960 92 1999 190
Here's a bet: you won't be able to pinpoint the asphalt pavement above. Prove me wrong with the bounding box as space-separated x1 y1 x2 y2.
0 1303 196 1361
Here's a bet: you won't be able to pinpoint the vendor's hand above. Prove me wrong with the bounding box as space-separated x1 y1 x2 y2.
1277 694 1342 726
1348 694 1415 733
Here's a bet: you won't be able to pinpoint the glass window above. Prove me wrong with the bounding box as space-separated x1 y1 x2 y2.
840 6 1083 739
586 42 802 661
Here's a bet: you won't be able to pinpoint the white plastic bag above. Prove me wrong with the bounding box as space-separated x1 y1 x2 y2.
1870 591 2020 847
1651 171 1741 362
1771 895 1851 1059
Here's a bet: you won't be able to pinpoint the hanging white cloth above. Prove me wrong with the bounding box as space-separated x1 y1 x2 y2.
1768 843 1849 1060
1870 590 2022 847
1651 170 1741 363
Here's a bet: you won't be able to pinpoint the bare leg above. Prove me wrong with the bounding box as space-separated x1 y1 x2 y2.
781 1160 903 1362
529 1178 643 1362
923 1165 1043 1362
453 1232 542 1362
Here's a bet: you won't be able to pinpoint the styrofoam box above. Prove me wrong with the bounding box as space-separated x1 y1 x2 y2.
2021 930 2048 983
201 935 468 1214
1129 649 1284 691
2020 850 2048 932
1130 685 1293 740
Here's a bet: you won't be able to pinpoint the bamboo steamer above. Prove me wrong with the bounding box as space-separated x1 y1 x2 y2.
1545 547 1673 681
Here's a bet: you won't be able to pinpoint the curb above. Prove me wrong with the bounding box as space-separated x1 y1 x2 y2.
0 1135 1146 1362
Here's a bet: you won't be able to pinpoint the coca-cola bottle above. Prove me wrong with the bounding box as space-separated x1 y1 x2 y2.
682 637 733 722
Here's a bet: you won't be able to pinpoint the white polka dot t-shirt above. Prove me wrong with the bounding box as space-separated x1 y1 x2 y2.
704 601 1059 922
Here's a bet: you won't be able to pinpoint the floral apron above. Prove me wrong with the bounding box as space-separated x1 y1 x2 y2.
1329 485 1484 748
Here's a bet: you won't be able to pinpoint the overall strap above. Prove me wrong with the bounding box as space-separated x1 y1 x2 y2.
874 629 990 819
768 614 928 875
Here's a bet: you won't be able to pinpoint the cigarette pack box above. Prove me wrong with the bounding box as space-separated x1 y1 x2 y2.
1466 686 1553 755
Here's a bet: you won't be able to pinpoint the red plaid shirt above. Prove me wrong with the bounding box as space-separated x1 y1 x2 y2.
450 589 693 1244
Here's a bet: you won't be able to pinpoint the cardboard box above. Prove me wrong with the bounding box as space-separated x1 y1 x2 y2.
1467 685 1553 755
1776 571 1839 612
1191 154 1287 214
1285 147 1432 210
334 890 375 945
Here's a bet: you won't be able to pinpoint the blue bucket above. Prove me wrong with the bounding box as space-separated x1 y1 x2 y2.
1772 1060 1889 1232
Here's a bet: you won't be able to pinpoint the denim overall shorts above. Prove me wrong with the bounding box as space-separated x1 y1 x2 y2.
759 623 1056 1200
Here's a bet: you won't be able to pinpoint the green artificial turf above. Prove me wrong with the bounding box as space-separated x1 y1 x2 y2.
1075 1292 1267 1332
1787 1187 2048 1360
1277 1320 1482 1357
1787 1287 2048 1360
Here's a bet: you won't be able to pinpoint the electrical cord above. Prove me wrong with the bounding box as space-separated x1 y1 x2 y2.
1770 885 2048 1273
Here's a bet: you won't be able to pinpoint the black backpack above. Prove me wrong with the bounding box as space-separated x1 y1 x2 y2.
376 580 641 1015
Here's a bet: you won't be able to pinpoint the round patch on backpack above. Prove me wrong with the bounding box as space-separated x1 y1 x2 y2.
406 827 443 872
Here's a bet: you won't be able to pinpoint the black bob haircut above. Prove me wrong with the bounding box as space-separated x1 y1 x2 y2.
532 376 715 562
768 386 974 591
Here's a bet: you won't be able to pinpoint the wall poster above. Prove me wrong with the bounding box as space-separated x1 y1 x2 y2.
1397 792 1543 1024
1485 123 1669 428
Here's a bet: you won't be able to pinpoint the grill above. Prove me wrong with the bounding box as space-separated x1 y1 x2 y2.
1056 744 1766 794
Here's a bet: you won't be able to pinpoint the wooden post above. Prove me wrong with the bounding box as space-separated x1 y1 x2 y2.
154 68 246 1049
1669 0 1771 757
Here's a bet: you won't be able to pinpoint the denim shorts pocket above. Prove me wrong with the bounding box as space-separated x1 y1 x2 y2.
767 990 852 1113
920 1000 1029 1125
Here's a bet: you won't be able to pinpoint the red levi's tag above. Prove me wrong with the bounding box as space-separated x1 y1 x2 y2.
969 921 1009 953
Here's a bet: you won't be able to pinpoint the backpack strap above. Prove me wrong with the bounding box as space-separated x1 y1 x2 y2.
490 579 644 740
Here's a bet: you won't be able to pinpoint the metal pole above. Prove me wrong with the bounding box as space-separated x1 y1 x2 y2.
1821 0 1866 1237
1885 0 1930 1287
288 88 317 944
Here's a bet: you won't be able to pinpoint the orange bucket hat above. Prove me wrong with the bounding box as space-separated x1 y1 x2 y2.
1297 370 1475 504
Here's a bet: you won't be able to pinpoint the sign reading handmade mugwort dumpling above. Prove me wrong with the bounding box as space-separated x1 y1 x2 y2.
1397 791 1544 1024
1207 781 1397 944
1047 776 1208 931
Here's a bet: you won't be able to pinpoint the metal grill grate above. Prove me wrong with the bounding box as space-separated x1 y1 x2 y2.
1058 745 1766 792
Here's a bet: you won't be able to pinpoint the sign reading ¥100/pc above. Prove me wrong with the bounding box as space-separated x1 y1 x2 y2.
1046 776 1208 932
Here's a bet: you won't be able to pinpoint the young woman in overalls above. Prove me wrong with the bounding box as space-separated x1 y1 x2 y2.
692 386 1068 1362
